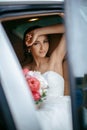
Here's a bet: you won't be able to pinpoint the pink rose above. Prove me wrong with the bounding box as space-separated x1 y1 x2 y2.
32 91 41 101
23 68 29 75
27 77 40 92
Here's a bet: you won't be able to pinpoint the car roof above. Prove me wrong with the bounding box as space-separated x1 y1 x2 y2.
0 0 64 4
0 1 64 21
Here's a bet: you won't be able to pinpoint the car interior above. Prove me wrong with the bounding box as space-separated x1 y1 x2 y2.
2 14 70 95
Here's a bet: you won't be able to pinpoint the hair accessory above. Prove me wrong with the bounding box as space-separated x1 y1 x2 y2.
25 33 32 46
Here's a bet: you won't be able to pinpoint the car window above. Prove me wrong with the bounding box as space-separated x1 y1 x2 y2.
2 14 63 66
1 3 69 130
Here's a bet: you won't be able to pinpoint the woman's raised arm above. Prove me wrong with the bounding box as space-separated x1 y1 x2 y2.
25 24 65 47
35 24 64 35
50 34 66 62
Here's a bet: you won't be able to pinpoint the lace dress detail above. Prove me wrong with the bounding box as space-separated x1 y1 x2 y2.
43 71 64 97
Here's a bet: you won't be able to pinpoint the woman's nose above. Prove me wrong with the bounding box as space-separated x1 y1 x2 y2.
40 43 44 50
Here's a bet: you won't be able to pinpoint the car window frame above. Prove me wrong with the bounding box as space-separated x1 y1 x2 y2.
0 2 65 130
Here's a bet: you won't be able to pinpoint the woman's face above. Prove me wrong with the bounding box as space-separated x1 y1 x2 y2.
29 35 49 58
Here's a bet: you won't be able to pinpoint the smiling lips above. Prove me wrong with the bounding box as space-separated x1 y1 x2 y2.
39 51 46 54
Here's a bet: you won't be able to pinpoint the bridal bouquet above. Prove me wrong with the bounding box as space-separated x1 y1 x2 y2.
23 68 48 107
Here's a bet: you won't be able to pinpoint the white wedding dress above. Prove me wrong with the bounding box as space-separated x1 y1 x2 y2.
36 71 73 130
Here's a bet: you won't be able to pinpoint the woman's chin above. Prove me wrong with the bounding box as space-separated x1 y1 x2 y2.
38 53 46 57
40 54 46 58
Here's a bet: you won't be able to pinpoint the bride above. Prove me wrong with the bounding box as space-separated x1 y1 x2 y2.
23 23 73 130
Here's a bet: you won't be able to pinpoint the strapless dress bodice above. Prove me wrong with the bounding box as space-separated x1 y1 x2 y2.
36 71 73 130
42 71 64 98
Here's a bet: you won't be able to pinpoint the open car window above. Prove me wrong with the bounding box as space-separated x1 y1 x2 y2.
2 14 64 67
0 2 67 130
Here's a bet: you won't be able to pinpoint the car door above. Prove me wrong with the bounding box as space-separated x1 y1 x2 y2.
0 1 66 130
65 0 87 130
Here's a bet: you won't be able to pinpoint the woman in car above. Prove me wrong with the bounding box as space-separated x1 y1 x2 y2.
23 23 72 130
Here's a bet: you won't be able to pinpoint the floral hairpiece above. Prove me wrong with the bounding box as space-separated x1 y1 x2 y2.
25 34 32 46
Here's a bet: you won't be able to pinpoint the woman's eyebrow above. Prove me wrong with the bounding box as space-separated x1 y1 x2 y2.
34 40 40 42
44 39 48 40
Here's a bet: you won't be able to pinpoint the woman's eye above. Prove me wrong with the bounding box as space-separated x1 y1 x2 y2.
33 42 39 45
44 40 49 43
